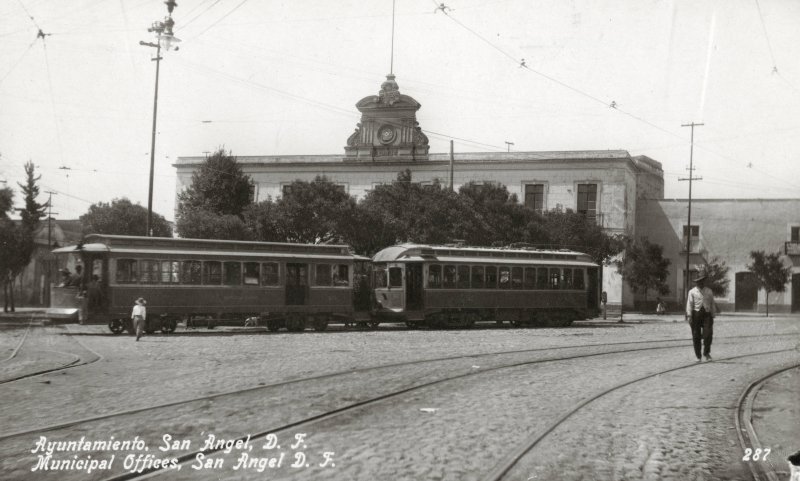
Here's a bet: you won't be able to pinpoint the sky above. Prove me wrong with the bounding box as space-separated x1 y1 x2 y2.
1 0 799 222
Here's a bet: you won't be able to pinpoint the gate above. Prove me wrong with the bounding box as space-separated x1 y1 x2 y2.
735 272 758 312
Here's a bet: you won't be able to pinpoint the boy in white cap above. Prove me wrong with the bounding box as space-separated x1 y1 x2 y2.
685 275 717 361
131 298 147 341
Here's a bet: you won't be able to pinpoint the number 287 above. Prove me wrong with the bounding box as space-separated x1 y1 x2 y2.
743 448 770 461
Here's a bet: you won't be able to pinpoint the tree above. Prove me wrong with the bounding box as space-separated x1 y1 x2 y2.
18 161 47 232
696 256 731 297
255 176 359 244
747 250 791 316
177 209 249 240
458 182 532 246
0 186 26 312
177 148 253 217
540 210 626 264
80 198 173 237
615 237 671 302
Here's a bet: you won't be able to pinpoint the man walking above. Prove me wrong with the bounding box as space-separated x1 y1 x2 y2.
686 275 717 361
131 298 147 341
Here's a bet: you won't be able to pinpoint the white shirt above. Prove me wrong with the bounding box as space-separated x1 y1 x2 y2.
686 286 716 317
131 304 146 319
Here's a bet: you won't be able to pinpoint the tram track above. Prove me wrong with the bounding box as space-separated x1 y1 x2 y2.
0 333 782 442
0 324 103 385
76 339 794 481
483 348 799 481
0 316 33 363
736 363 800 481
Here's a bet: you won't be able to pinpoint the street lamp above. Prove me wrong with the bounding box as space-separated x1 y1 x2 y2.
140 0 180 237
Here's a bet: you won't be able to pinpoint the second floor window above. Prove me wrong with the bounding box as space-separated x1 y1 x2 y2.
524 184 544 213
577 184 598 221
792 226 799 243
683 225 700 251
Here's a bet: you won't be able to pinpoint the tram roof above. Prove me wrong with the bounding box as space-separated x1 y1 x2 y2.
372 244 596 264
52 234 356 258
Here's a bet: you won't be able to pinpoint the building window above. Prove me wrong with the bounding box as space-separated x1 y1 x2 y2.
281 184 293 197
577 184 598 221
683 225 700 252
792 226 800 242
524 184 545 213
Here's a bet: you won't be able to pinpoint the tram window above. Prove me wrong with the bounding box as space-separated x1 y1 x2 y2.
457 265 470 288
116 259 138 284
316 264 332 286
486 266 498 288
182 261 201 285
262 262 279 286
161 261 180 283
223 262 241 286
427 265 441 288
333 264 349 286
471 266 485 288
563 268 573 289
204 261 222 285
374 265 388 288
443 265 457 288
549 268 561 289
389 267 403 288
511 267 523 289
536 268 548 289
499 267 511 289
243 262 260 285
574 269 585 290
524 267 536 289
140 260 160 284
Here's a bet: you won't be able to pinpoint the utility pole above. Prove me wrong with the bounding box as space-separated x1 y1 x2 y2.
504 141 514 152
679 122 703 302
44 191 58 305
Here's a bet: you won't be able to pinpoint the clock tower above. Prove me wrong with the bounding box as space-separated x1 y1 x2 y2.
344 74 430 162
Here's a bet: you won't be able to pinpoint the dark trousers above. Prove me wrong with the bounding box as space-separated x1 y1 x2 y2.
690 308 713 358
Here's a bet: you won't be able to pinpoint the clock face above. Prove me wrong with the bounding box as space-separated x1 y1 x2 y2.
378 126 395 144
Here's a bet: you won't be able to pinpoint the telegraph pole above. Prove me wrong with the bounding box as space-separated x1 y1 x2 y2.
449 140 454 191
679 122 703 301
44 191 58 305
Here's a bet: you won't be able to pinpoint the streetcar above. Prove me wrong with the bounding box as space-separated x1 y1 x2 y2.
50 234 372 333
371 244 600 328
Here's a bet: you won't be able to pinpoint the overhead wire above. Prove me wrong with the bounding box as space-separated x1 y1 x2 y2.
0 36 37 85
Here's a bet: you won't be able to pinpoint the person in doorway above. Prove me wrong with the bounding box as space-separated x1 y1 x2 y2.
131 297 147 341
685 275 717 361
87 275 102 310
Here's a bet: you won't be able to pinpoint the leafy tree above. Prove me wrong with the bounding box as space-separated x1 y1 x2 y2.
696 256 731 297
615 237 671 302
458 182 533 246
177 209 249 240
747 250 791 316
541 210 626 264
0 187 26 312
260 176 358 244
80 198 172 237
18 161 46 232
177 148 253 217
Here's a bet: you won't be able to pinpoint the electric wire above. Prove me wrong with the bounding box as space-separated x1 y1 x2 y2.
0 36 36 85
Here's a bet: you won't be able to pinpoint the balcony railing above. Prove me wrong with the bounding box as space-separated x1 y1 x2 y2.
785 241 800 256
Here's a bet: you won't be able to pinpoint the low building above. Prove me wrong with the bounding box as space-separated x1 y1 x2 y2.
636 199 800 313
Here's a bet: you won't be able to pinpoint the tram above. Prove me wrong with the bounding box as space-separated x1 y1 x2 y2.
50 235 372 333
371 244 600 328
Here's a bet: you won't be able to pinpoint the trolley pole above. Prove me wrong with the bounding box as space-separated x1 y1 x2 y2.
679 122 703 303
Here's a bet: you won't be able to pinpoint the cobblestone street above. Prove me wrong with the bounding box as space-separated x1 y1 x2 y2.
0 314 798 480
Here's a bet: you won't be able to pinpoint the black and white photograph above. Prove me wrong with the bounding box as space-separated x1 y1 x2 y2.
1 1 800 480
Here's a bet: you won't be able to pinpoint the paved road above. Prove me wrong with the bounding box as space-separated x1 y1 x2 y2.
0 314 797 480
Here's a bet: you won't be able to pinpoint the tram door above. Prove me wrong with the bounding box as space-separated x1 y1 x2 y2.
285 263 308 305
406 264 423 311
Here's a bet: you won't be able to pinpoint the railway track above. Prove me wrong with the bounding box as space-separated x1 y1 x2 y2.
483 349 799 481
736 363 800 481
77 340 794 481
0 333 781 442
0 323 103 385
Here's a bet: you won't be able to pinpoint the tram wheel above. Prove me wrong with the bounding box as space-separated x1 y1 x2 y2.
367 320 380 329
313 316 329 332
108 319 124 335
266 319 281 332
286 314 305 332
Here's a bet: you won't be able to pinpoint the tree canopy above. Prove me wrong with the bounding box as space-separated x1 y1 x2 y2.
615 237 671 301
696 256 731 297
80 198 173 237
177 148 254 217
747 250 791 316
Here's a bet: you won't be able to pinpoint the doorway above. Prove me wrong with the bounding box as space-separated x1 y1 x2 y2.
405 264 423 311
735 272 758 312
285 263 308 306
